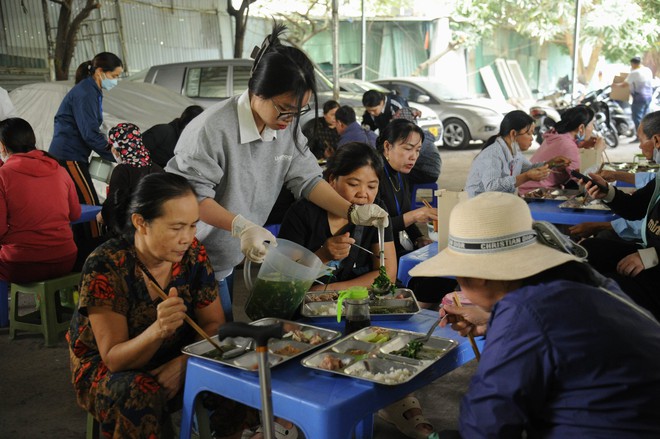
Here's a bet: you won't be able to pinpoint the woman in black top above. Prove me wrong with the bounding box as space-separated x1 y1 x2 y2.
278 142 397 290
377 119 437 259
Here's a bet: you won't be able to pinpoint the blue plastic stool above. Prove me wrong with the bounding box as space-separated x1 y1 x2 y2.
0 280 8 327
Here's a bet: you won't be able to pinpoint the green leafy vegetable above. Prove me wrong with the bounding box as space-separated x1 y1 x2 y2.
371 266 395 295
392 340 424 359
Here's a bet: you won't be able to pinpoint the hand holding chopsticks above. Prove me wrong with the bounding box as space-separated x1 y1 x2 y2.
452 292 481 361
144 276 224 352
422 199 438 233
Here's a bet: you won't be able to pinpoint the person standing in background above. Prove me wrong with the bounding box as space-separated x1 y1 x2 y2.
142 105 204 168
48 52 123 249
362 89 407 133
618 56 654 133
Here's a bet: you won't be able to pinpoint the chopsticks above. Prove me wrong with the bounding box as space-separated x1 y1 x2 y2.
422 199 438 232
453 291 481 361
145 277 224 352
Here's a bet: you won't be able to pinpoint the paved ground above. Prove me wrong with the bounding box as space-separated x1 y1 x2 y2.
0 135 642 438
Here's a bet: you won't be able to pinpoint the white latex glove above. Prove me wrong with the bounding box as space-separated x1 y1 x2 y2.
350 204 390 228
231 215 277 263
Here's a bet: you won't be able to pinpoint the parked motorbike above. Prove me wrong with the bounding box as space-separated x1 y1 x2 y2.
581 88 619 148
598 85 635 137
529 90 569 144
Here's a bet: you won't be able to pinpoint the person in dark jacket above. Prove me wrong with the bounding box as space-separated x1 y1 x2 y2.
142 105 204 168
362 89 407 133
335 105 377 148
301 100 340 159
0 118 80 282
376 119 437 261
580 110 660 320
48 52 123 244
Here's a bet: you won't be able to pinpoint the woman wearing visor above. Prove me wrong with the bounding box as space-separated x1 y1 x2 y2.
166 24 388 322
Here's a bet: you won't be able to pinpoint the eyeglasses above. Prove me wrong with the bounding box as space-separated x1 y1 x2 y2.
271 99 311 121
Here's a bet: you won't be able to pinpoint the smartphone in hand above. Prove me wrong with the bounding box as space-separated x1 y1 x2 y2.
570 170 608 191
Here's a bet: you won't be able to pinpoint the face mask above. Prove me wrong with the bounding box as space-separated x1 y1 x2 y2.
576 130 585 143
101 73 118 91
653 147 660 164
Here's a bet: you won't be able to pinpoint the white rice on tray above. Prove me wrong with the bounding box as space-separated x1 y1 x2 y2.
350 366 414 384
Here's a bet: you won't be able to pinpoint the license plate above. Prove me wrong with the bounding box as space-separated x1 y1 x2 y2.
428 126 439 137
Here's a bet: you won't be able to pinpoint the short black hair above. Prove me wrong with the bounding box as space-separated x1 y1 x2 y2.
630 56 642 64
641 111 660 139
0 118 37 154
376 119 425 153
362 90 385 107
555 105 595 134
335 105 357 125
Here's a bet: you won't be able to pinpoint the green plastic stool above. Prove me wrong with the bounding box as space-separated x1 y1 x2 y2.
8 272 80 347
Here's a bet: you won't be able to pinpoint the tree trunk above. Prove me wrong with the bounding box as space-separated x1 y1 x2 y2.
50 0 100 80
227 0 257 59
410 38 463 77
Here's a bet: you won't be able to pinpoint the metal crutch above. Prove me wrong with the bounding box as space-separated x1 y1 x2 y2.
217 321 283 439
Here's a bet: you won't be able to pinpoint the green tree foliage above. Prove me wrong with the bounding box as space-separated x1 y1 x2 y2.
453 0 659 81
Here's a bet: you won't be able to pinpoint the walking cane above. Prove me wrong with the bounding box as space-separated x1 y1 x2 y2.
217 322 283 439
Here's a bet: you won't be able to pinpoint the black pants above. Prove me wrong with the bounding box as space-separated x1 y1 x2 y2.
582 237 660 320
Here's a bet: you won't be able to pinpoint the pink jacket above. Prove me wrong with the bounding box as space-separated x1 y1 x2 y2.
519 132 580 195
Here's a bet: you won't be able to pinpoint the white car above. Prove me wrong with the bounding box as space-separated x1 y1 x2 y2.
373 77 516 149
339 78 444 146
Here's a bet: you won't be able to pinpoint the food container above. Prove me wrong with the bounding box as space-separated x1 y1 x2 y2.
181 318 341 372
300 288 421 322
301 326 458 385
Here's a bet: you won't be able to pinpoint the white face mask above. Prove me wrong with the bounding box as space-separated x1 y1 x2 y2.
0 145 8 162
653 147 660 164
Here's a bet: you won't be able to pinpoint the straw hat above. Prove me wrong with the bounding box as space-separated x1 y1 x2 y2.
409 192 581 280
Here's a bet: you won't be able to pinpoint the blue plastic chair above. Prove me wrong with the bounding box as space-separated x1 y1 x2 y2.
0 280 8 327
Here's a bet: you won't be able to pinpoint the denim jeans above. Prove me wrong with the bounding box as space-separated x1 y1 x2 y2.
631 97 651 131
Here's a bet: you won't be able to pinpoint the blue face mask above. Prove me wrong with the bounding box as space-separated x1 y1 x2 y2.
653 147 660 164
575 131 585 143
101 73 118 91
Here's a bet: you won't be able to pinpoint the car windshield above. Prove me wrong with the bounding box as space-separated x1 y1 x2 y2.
423 80 471 100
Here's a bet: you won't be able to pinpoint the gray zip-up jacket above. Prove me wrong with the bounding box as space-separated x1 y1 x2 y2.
166 91 322 278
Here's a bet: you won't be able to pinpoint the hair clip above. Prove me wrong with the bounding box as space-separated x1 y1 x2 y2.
250 35 273 76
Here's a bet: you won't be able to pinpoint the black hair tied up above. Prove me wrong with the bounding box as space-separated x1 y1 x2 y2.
113 173 196 236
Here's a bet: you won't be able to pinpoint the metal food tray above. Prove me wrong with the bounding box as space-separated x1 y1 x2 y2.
558 197 611 211
301 326 458 385
605 162 659 173
521 188 580 202
181 318 341 372
300 288 421 322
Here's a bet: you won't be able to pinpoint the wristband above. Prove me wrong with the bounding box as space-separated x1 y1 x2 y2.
347 203 357 224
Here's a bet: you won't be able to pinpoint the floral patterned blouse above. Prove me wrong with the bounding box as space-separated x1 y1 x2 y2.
67 236 218 379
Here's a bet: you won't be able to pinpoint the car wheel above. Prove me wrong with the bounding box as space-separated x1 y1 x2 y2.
442 118 470 149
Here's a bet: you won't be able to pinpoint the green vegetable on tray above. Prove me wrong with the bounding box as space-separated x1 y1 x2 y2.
392 340 424 359
371 266 396 295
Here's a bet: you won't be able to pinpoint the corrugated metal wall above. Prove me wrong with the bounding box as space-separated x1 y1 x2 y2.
0 0 272 85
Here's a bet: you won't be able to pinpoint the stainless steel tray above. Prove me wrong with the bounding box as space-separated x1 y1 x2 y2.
181 318 341 372
521 188 580 202
558 197 611 211
301 326 458 385
300 288 421 321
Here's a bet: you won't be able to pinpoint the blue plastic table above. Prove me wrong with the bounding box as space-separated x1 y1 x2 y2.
398 243 439 287
179 310 483 439
526 199 619 225
73 204 102 225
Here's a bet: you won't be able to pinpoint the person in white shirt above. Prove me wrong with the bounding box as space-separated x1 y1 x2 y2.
624 56 653 132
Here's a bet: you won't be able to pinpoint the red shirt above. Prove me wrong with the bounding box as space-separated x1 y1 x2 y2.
0 150 80 262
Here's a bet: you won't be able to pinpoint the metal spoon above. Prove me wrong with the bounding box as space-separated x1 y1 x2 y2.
220 338 255 360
